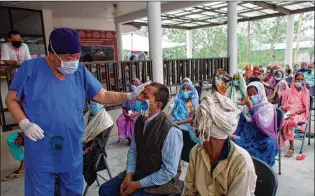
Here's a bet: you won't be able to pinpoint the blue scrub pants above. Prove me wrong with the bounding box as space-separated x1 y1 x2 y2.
99 176 162 196
25 164 83 196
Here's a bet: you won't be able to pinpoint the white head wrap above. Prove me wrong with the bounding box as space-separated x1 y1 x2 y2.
194 92 238 142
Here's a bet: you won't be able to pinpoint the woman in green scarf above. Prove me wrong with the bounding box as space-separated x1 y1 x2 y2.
225 72 247 116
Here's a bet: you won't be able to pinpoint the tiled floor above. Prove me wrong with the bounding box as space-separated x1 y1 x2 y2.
1 133 314 196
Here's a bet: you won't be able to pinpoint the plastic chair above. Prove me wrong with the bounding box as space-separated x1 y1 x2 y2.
252 156 278 196
275 108 284 175
181 130 198 163
194 86 202 101
285 76 292 87
83 126 114 196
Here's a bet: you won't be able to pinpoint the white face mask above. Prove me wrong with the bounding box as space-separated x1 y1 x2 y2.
50 40 80 75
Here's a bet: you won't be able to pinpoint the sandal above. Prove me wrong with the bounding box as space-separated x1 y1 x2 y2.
296 155 306 160
284 149 294 158
2 171 24 181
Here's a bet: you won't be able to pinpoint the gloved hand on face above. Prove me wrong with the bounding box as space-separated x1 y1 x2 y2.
127 81 152 100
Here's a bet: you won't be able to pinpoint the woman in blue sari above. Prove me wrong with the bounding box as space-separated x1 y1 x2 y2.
170 82 200 144
232 82 279 166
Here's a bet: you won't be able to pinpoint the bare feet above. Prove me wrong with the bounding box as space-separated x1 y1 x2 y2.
284 149 294 157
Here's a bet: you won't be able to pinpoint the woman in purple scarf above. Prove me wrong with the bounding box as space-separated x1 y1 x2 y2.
117 78 142 144
232 81 278 166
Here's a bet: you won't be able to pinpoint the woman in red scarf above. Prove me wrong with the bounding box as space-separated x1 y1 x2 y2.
243 64 253 80
252 65 263 78
280 73 310 157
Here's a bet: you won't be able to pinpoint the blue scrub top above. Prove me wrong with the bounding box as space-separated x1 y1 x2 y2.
9 57 103 173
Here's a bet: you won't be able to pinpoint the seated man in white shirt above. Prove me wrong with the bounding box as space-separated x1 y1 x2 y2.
1 30 31 65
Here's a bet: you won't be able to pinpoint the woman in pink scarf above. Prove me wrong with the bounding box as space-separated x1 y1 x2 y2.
117 78 142 144
280 73 310 157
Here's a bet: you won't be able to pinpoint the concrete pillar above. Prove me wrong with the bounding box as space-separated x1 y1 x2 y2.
186 30 192 58
285 15 294 68
42 9 53 54
227 2 237 75
115 22 124 61
147 1 163 83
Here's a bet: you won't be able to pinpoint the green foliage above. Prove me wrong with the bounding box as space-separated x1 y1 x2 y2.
133 12 314 66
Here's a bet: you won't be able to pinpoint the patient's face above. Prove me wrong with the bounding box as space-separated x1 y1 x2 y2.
232 74 238 81
247 86 258 97
182 85 191 92
275 71 283 78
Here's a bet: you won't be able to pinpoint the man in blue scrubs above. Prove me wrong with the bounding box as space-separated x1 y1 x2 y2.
5 28 149 196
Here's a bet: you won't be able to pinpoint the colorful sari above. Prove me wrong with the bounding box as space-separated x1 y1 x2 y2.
215 69 229 95
117 78 142 142
252 65 262 78
234 82 278 166
243 65 253 80
268 70 289 104
171 82 200 144
225 72 247 116
280 75 310 145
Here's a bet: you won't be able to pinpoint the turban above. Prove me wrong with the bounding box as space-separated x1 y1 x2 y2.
194 92 238 141
48 28 81 54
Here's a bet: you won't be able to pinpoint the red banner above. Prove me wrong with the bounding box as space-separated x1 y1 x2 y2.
76 29 118 60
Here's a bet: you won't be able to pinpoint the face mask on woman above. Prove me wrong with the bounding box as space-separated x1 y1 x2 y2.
232 81 239 86
250 95 260 105
182 91 192 99
274 77 282 81
130 85 136 92
295 82 304 88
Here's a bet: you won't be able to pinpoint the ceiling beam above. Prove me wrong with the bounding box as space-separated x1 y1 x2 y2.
247 1 292 15
189 6 314 30
115 1 205 24
124 22 190 30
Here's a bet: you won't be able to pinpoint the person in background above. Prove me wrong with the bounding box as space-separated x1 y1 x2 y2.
259 65 265 75
2 131 25 181
293 64 300 75
5 28 150 196
1 30 31 65
99 82 183 196
170 82 200 144
232 82 279 167
225 72 247 116
184 92 257 196
130 54 137 61
138 51 148 60
117 78 142 144
243 64 253 80
302 63 314 88
263 65 271 77
251 65 263 79
268 70 289 105
263 65 282 97
280 73 310 158
298 62 308 74
284 67 292 80
215 69 230 95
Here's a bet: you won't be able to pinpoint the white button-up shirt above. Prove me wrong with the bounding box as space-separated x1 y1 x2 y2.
1 42 31 62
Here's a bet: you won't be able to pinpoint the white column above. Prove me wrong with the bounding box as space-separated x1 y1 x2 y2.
186 30 192 58
42 9 53 54
147 1 163 83
285 15 294 68
227 2 237 75
115 22 124 61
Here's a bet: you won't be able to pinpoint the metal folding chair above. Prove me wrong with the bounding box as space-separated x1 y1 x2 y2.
275 108 284 175
83 126 113 196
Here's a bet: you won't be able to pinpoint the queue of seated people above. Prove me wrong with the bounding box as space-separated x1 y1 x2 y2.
3 65 313 195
